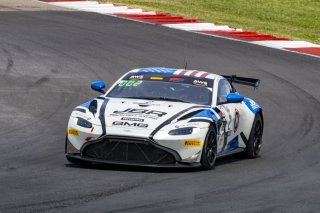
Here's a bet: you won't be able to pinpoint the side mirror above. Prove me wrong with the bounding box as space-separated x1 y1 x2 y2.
91 81 106 93
227 93 244 103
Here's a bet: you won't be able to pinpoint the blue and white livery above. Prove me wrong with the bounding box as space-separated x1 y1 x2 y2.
65 67 264 169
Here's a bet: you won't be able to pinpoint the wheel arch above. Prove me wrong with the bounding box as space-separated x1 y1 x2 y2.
256 109 264 129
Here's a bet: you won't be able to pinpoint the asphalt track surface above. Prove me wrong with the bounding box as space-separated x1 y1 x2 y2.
0 1 320 212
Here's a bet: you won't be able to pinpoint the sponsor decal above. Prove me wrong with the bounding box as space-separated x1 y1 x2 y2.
193 79 208 87
175 123 200 128
183 140 202 147
121 117 144 122
220 113 229 151
112 121 148 128
169 77 185 82
118 80 143 87
150 76 163 80
68 128 79 136
129 75 144 80
234 109 240 133
113 108 167 117
248 98 260 110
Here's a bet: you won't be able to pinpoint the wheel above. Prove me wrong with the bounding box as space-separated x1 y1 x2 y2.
244 114 263 158
66 155 91 166
201 125 218 170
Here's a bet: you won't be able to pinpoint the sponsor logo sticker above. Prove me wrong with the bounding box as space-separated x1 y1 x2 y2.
150 76 163 80
129 75 144 80
183 140 202 147
248 98 260 109
121 117 144 122
193 79 208 87
112 121 148 128
113 108 167 117
68 128 79 136
169 77 185 82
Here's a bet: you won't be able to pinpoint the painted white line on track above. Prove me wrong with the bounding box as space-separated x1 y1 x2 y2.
163 23 241 32
252 40 320 49
61 4 115 9
79 6 129 13
99 8 143 14
50 2 99 8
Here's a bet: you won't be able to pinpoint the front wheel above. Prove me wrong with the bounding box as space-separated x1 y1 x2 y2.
201 125 218 170
244 114 263 158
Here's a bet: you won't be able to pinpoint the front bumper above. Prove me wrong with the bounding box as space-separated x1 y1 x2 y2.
66 136 201 168
66 153 201 168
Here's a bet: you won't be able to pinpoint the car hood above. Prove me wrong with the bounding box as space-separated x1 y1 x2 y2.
105 97 196 125
75 97 201 137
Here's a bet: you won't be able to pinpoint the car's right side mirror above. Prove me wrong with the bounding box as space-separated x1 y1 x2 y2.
226 93 244 103
91 81 106 93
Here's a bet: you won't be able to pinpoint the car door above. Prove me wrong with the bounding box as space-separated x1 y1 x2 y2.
215 79 242 154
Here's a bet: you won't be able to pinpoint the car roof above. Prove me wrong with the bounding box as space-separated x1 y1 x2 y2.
129 67 220 80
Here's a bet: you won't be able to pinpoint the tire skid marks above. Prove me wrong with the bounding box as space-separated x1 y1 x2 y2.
2 48 14 73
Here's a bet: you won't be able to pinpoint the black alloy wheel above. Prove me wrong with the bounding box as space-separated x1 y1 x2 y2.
201 125 218 170
245 114 263 158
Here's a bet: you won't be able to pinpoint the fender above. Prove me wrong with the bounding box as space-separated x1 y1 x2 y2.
243 97 264 127
188 108 221 132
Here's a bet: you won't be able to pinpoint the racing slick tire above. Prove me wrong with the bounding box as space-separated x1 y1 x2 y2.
244 113 263 158
201 125 218 170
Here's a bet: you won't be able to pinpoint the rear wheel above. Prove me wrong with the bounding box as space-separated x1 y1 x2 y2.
244 114 263 158
201 125 217 170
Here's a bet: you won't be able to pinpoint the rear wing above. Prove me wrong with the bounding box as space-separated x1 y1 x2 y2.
222 75 260 90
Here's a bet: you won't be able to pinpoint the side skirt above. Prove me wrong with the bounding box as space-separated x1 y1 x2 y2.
217 148 244 158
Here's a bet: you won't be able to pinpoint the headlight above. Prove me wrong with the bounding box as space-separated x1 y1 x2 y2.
168 127 194 135
75 117 92 128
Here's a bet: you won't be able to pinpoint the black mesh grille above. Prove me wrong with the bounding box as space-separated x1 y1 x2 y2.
81 137 176 164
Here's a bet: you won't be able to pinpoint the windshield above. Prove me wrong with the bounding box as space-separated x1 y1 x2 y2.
107 73 213 105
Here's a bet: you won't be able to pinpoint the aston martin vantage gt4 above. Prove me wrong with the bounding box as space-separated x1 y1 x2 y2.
66 67 263 169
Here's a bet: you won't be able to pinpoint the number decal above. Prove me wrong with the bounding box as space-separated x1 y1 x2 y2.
118 80 143 87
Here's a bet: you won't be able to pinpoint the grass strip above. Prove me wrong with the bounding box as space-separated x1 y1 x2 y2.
100 0 320 44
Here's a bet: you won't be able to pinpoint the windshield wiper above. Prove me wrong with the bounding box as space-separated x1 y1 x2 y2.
152 97 191 103
121 96 190 103
121 96 154 100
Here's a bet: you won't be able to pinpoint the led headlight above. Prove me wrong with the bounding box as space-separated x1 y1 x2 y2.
168 127 194 135
75 117 92 128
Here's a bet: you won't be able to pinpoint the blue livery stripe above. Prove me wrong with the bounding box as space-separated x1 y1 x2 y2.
136 67 178 74
191 109 219 122
244 98 261 114
81 101 91 109
226 136 239 151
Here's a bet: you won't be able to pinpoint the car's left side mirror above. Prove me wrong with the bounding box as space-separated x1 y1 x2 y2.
91 81 106 93
227 93 244 103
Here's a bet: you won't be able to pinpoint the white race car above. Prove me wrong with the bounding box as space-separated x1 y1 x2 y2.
66 67 263 169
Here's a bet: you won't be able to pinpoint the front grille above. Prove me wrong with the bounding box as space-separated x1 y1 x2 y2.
81 137 176 164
